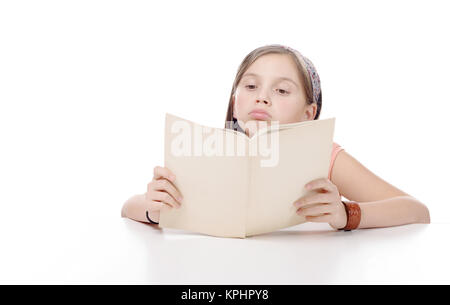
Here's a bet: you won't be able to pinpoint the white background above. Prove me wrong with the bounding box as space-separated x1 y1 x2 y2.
1 0 449 283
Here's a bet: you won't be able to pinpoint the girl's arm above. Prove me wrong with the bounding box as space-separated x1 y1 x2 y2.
331 150 430 228
357 195 430 228
121 166 182 225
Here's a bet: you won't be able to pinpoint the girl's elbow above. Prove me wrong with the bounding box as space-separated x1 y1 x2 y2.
419 205 431 224
121 201 129 218
414 200 430 224
403 196 430 224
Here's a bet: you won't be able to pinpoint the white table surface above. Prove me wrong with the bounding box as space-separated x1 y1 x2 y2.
1 210 449 284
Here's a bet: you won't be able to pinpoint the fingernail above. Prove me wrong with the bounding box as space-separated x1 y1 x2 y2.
305 184 311 189
170 174 176 181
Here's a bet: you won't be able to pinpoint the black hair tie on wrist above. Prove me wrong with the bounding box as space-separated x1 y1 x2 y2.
146 211 159 224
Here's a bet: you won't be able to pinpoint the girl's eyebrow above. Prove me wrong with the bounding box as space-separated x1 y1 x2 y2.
242 72 299 88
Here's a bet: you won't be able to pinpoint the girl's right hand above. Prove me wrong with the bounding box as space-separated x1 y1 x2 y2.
146 166 183 213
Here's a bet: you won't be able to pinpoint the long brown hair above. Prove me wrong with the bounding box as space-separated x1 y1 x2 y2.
224 44 322 131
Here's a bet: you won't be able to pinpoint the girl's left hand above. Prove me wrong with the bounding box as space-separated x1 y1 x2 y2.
293 178 347 230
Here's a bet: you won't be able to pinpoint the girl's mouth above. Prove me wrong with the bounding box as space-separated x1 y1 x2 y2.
249 110 271 120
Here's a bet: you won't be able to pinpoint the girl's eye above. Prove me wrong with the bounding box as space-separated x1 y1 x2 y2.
245 85 290 95
278 88 290 95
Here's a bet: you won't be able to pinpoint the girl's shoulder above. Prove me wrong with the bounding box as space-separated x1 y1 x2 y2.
328 142 344 180
332 142 344 154
329 142 410 201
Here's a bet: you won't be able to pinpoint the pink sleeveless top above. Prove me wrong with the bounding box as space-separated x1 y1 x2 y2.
328 142 344 180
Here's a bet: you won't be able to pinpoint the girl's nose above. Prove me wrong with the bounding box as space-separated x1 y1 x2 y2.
256 99 271 106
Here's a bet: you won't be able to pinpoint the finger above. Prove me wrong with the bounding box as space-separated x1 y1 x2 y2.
305 178 337 193
294 193 333 209
297 203 331 216
152 190 181 208
148 200 173 212
151 179 183 204
153 166 176 182
304 214 332 223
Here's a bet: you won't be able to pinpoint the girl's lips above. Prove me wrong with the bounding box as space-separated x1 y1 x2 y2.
249 110 271 120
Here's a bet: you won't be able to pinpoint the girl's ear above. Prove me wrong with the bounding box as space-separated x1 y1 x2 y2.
304 103 317 120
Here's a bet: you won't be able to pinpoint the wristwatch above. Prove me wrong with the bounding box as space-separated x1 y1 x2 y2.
340 201 361 231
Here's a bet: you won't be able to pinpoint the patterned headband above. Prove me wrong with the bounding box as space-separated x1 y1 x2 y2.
282 45 321 104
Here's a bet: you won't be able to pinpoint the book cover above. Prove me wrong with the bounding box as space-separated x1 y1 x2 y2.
159 112 335 238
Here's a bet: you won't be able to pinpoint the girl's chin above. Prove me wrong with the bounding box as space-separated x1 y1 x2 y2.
249 119 273 127
247 117 272 122
243 120 273 137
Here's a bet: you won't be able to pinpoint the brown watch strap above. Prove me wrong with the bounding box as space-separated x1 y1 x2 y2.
341 201 361 231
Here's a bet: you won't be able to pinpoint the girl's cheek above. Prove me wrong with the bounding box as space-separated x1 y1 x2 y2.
233 100 245 118
237 91 253 102
234 95 252 111
271 101 299 123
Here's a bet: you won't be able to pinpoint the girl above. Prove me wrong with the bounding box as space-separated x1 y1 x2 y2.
121 44 430 231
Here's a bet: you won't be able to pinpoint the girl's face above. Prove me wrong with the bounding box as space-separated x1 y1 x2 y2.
233 53 317 137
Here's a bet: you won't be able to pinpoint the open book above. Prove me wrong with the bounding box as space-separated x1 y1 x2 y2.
159 113 336 238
